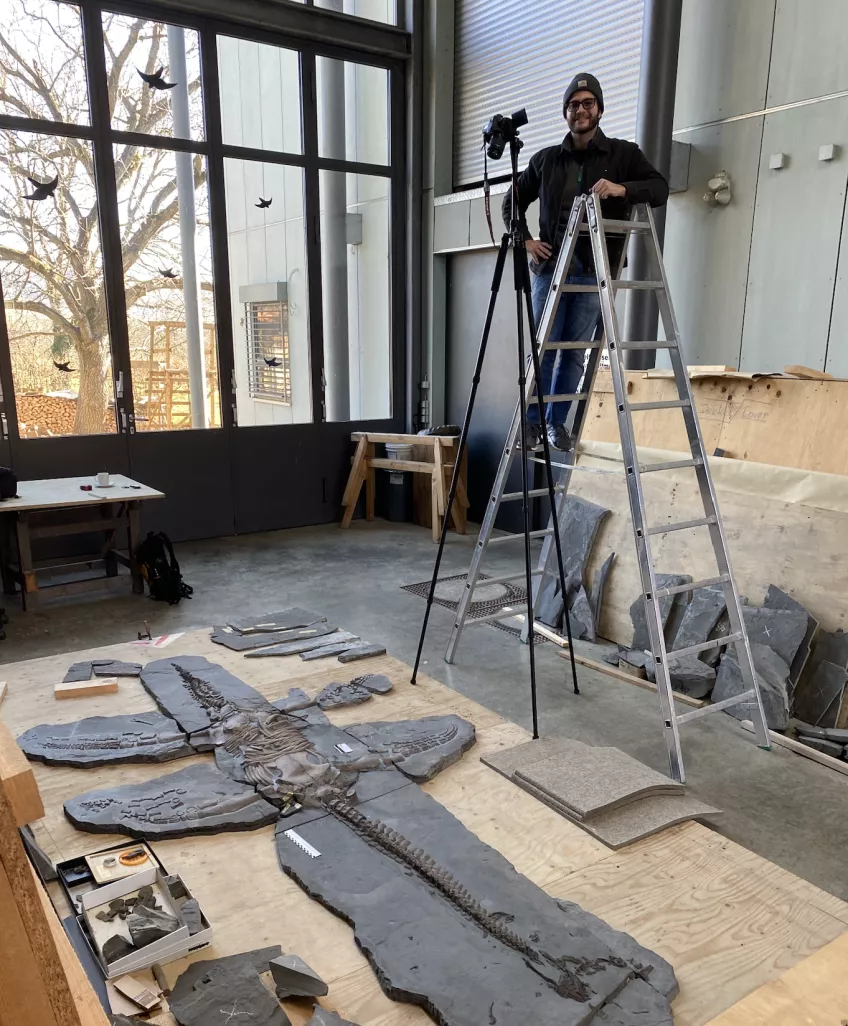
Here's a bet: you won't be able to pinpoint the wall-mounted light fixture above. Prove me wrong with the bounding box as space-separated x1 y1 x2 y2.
703 170 731 207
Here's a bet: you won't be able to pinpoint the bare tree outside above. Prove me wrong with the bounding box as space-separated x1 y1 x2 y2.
0 0 218 437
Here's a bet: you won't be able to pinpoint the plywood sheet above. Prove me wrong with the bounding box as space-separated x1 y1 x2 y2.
583 371 848 476
2 631 847 1026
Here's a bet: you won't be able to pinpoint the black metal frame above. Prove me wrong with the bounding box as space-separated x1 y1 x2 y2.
0 0 410 534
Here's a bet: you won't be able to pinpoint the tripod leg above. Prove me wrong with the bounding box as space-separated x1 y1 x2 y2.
411 234 511 684
518 242 581 695
512 245 541 739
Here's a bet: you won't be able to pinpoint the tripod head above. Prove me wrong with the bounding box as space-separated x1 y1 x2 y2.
481 108 529 245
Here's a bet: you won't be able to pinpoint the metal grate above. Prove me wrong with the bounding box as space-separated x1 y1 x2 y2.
246 300 291 403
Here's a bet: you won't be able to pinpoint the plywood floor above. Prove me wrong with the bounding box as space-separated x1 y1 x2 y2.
1 629 846 1026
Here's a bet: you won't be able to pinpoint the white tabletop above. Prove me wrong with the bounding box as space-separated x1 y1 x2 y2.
0 475 165 514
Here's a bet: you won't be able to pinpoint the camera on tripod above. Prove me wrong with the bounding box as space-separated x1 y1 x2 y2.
482 107 528 160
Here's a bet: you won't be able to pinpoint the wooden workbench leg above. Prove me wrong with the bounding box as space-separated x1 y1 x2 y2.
341 437 368 529
127 503 144 594
100 502 118 578
0 513 18 596
16 515 37 610
431 470 441 542
365 442 376 522
453 474 469 535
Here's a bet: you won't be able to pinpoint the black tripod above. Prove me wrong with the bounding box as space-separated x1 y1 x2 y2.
410 131 580 739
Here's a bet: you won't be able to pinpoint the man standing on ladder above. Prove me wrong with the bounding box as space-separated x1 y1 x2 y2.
504 72 669 452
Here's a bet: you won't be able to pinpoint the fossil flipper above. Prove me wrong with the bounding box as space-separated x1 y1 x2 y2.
343 714 476 782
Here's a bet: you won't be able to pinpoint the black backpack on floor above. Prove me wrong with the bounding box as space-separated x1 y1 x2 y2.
136 531 193 605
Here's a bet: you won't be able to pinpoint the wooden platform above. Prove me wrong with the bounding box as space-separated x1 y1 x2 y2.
1 630 846 1026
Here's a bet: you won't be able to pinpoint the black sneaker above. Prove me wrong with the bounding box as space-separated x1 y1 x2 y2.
547 423 573 452
522 422 544 451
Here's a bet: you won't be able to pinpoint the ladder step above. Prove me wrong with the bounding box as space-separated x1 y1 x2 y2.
611 280 664 290
656 574 730 597
616 340 677 350
676 689 755 725
638 457 703 473
537 393 589 404
628 399 691 412
466 605 526 625
544 341 602 350
526 457 623 476
502 486 566 500
667 631 743 659
580 218 650 234
559 284 598 293
647 515 715 536
471 569 544 585
487 529 552 545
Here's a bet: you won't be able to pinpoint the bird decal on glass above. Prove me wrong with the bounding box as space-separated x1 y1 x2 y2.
23 174 59 201
255 197 272 209
159 267 178 279
53 360 76 373
264 357 282 367
137 67 177 90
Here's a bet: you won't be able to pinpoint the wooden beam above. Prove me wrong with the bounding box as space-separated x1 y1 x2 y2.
368 458 456 474
351 431 455 447
0 720 44 827
365 442 376 522
54 678 118 700
340 437 368 529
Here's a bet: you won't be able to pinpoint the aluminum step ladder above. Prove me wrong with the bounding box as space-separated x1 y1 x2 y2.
445 192 771 783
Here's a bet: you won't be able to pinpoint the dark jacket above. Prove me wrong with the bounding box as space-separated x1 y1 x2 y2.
502 127 668 275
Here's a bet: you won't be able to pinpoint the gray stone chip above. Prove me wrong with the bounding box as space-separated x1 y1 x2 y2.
316 681 373 709
713 644 791 730
127 903 181 948
269 953 329 998
337 643 387 663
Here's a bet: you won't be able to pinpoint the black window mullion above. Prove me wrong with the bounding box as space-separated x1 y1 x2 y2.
80 5 134 434
389 59 406 428
198 23 236 431
301 48 327 425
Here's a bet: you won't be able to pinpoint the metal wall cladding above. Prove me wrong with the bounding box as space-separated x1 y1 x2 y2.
452 0 644 187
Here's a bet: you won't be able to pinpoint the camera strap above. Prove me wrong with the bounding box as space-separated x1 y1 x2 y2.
483 146 496 246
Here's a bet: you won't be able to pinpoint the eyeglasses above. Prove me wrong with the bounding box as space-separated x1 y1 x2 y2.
566 98 597 113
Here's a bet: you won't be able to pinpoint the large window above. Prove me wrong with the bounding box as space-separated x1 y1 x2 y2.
0 0 401 444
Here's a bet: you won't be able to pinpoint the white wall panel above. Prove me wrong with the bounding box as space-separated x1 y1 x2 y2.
664 117 764 367
740 101 848 372
674 0 774 130
768 0 848 107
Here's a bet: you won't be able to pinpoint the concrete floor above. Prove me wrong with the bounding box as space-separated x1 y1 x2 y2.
2 520 847 901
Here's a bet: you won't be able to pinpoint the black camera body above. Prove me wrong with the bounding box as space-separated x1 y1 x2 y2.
482 107 528 160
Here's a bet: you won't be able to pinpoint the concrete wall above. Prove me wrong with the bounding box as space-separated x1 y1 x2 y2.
220 26 391 427
665 0 848 373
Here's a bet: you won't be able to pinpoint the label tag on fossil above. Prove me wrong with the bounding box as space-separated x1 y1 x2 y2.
284 829 321 858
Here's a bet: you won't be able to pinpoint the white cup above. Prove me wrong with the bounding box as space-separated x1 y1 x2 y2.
96 471 111 487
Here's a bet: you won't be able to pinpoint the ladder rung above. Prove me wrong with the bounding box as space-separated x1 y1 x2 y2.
667 631 743 659
502 486 566 500
538 393 589 404
526 457 623 476
471 569 544 585
656 574 730 598
612 280 664 290
544 341 602 350
676 689 755 725
580 218 651 234
647 515 715 536
465 605 526 625
487 529 552 545
628 399 691 412
559 284 598 293
616 341 677 350
638 457 703 473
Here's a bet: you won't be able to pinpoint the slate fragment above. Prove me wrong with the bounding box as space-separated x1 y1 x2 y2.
269 953 329 998
713 644 791 729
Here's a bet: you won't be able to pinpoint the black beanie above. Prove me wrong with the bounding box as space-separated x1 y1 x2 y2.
563 72 604 116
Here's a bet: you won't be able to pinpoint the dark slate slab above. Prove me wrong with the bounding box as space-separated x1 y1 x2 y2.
228 609 327 633
168 959 290 1026
629 574 692 652
672 586 726 652
64 662 93 683
344 715 476 783
350 673 393 695
338 643 387 663
558 496 611 580
763 585 818 697
275 783 675 1026
273 688 313 713
302 723 374 769
140 656 274 734
170 947 282 995
793 661 848 728
742 607 808 668
65 764 280 840
568 581 595 641
92 660 142 678
667 652 716 699
17 712 194 768
300 640 362 661
269 954 328 998
589 552 615 632
793 722 848 744
212 622 339 652
535 575 563 630
809 627 848 673
110 1017 148 1026
306 1011 359 1026
796 736 845 759
286 705 331 727
315 682 372 710
245 632 358 659
713 644 791 730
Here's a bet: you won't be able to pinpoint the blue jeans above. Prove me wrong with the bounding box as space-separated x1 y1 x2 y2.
527 267 601 427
